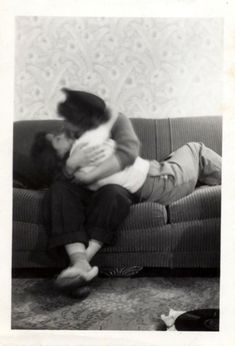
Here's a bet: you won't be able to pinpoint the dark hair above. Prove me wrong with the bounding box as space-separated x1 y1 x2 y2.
57 88 110 135
30 132 66 184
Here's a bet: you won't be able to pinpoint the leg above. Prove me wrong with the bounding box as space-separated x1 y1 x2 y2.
56 247 98 290
85 184 134 260
44 180 98 290
141 143 201 204
56 242 98 288
46 180 91 248
141 142 221 205
197 143 221 185
86 239 103 262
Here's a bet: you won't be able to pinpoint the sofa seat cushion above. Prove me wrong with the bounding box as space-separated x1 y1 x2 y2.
13 189 167 228
122 202 167 229
168 185 221 223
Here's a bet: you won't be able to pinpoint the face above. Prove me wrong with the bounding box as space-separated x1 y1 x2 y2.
64 121 79 132
46 132 73 158
63 121 81 139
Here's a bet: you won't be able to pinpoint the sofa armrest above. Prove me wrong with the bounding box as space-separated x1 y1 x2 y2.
13 187 47 225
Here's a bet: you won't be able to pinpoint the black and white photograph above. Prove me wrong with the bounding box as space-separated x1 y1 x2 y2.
1 1 235 345
12 15 223 331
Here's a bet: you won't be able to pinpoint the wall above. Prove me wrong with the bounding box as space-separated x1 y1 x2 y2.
15 17 223 120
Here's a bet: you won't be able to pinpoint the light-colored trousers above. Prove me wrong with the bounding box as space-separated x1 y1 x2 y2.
138 142 221 205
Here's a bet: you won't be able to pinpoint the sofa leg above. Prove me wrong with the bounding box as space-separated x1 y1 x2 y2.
99 266 143 277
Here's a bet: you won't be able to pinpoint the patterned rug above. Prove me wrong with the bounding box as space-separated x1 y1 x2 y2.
12 276 219 330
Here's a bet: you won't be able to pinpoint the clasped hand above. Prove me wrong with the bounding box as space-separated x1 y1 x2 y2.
68 142 109 184
71 142 107 167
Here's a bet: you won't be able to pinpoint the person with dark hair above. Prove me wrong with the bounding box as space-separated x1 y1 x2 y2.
57 88 110 136
31 88 141 295
31 88 222 296
30 131 72 184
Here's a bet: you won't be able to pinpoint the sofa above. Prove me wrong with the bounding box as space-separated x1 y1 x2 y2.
13 116 222 272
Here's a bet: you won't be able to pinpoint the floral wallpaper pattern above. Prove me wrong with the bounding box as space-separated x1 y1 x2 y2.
15 17 223 120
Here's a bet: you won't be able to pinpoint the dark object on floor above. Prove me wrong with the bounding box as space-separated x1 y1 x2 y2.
69 286 91 299
154 319 167 331
53 277 91 299
175 308 219 331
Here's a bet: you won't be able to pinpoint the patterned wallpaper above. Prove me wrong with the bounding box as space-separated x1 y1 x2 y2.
15 17 223 120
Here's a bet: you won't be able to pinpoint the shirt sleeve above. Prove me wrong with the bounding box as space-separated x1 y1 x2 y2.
110 113 140 169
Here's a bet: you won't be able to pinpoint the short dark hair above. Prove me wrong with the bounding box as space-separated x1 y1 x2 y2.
30 132 66 184
57 88 110 135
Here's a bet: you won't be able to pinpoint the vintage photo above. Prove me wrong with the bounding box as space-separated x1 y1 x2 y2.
12 16 222 332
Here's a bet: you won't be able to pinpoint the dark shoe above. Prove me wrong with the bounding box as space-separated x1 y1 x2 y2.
70 285 91 299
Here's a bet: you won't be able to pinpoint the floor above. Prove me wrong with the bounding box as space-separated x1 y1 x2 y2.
11 270 220 330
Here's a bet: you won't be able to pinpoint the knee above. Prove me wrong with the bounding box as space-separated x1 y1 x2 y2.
187 141 202 148
96 184 127 196
96 185 132 219
187 142 203 153
96 185 132 206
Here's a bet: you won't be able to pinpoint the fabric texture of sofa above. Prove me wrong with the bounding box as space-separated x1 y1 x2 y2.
12 116 222 270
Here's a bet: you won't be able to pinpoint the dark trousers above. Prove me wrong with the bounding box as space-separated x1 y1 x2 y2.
43 181 135 250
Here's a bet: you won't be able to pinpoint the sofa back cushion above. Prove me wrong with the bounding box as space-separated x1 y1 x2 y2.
13 115 222 188
132 116 222 161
